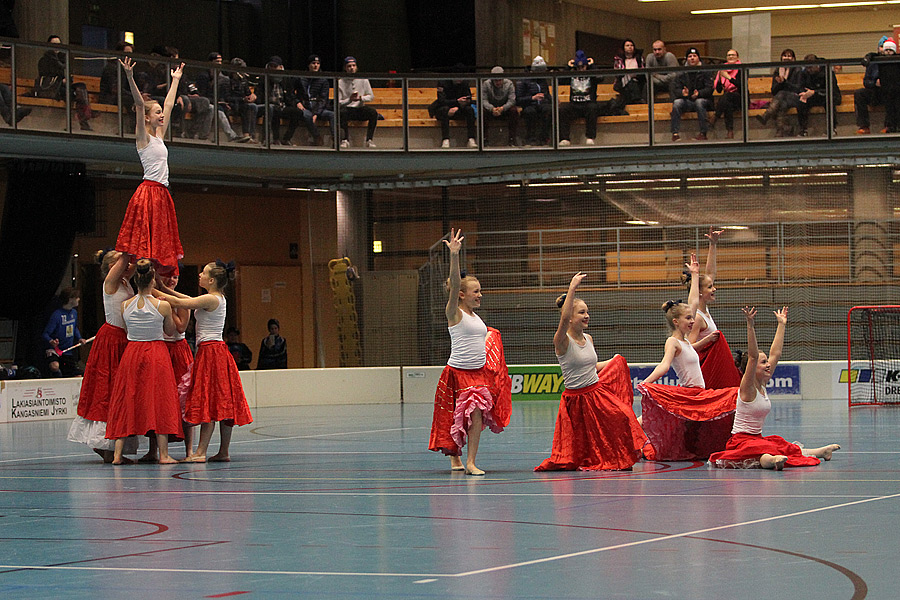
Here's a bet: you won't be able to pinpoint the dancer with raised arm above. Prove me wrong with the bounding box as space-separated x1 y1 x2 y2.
155 261 252 462
688 227 742 389
428 229 511 475
115 56 184 276
68 251 136 462
105 260 182 465
535 273 643 471
639 252 737 461
710 307 840 469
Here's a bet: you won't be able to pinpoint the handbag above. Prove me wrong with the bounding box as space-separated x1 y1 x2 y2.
33 75 62 100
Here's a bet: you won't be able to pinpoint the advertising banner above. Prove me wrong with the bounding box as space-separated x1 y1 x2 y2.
0 379 80 423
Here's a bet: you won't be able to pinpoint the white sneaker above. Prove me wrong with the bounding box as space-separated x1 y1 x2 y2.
365 139 377 148
559 139 571 146
441 139 450 148
585 138 594 145
467 138 477 148
340 139 350 148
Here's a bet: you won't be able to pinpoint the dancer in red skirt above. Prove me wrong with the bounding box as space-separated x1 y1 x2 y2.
686 226 742 389
535 273 643 471
115 56 184 276
106 260 182 465
639 252 737 461
68 251 135 462
156 262 252 462
428 229 511 475
140 271 195 462
710 307 840 469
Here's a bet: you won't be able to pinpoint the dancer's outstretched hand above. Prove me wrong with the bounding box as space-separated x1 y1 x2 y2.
686 251 700 275
705 226 724 244
171 62 185 80
119 56 135 74
774 306 788 325
568 272 586 290
742 305 757 324
443 228 464 254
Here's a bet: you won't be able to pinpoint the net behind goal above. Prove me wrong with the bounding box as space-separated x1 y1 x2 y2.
848 305 900 407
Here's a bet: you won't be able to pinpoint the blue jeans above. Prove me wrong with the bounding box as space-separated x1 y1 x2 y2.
671 97 711 134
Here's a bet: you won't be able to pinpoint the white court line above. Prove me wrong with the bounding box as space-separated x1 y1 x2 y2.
233 426 429 444
0 565 446 578
449 491 900 577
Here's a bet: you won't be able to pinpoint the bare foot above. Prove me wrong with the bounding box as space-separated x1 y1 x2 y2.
93 448 114 464
158 456 179 464
450 456 464 471
182 455 207 463
112 456 135 465
465 465 485 476
137 452 159 463
773 455 787 471
208 453 231 462
822 444 841 461
760 454 787 470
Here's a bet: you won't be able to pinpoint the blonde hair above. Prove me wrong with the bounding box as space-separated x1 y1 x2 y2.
445 274 479 294
96 250 118 276
661 300 690 331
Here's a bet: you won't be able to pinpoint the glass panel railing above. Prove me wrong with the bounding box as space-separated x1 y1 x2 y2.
477 74 522 149
13 41 67 134
336 76 404 150
407 77 480 150
653 64 720 145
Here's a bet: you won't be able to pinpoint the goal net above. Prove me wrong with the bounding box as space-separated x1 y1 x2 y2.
848 305 900 407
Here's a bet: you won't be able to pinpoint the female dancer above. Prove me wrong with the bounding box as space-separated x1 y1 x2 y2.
156 262 252 462
67 251 135 462
535 273 643 471
710 49 741 139
115 56 184 276
105 260 182 465
710 307 840 469
428 229 511 475
688 227 742 389
639 252 737 461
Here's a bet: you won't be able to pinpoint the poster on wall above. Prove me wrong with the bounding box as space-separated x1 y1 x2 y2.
0 379 80 423
522 18 556 66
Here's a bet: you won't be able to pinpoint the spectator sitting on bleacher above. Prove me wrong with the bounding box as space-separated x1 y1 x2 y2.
37 35 94 130
480 66 518 147
875 40 900 133
559 50 600 146
0 83 31 125
670 47 713 141
228 57 263 142
139 46 186 136
516 55 553 146
297 54 335 146
795 54 840 137
195 52 250 143
756 48 804 137
265 60 302 145
613 39 645 105
171 48 213 140
99 41 135 132
709 48 741 139
646 40 679 98
338 56 378 148
226 327 253 371
855 37 895 134
430 66 477 148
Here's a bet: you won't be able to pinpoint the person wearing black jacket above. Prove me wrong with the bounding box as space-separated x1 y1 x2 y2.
516 55 554 146
295 55 335 145
559 50 601 146
265 61 302 145
855 37 896 134
795 54 841 136
669 47 713 141
37 35 93 130
195 52 250 143
430 69 477 148
756 48 804 137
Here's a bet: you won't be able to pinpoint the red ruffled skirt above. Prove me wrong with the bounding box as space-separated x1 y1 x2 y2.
105 340 182 438
536 355 643 471
709 433 821 468
182 341 252 426
429 328 511 456
698 332 742 389
166 338 194 383
638 383 737 461
77 323 129 422
115 180 184 276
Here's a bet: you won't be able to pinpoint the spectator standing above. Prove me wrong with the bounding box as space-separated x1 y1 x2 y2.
297 54 335 145
855 37 896 134
43 288 87 377
613 39 645 105
226 327 253 370
338 56 378 148
257 318 287 369
646 40 679 97
559 50 600 146
670 47 713 141
710 49 741 139
431 67 477 148
516 55 553 146
480 66 518 146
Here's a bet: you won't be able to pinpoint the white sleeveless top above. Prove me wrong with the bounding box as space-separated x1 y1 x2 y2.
163 314 187 343
696 307 718 340
137 135 169 186
732 387 770 435
672 338 705 388
103 282 133 329
123 295 165 342
557 333 599 390
448 310 487 369
195 295 225 344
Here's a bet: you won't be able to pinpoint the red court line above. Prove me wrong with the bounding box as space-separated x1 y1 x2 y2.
206 593 251 598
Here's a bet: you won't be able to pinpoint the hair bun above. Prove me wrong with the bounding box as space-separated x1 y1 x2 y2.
136 259 152 274
556 293 567 308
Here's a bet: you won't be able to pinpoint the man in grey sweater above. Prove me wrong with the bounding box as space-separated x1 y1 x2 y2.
646 40 679 98
481 66 519 146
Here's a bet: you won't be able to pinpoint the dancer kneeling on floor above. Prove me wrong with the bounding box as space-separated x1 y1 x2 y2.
535 272 643 471
155 261 252 462
709 306 840 469
428 229 511 476
105 259 182 465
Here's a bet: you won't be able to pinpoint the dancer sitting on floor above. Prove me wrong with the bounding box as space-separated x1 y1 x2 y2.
535 272 643 471
115 56 184 276
428 229 511 476
68 251 136 462
710 306 840 469
156 261 252 462
105 260 182 465
687 227 742 389
639 252 737 461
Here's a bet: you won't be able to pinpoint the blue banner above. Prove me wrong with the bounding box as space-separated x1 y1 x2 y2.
628 364 800 396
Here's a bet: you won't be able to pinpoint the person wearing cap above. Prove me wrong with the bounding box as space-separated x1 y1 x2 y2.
669 47 713 141
195 52 251 143
646 40 679 98
855 37 897 134
296 54 335 145
559 50 600 146
430 65 477 148
226 57 263 142
756 49 804 137
264 60 303 145
480 66 519 146
795 54 841 137
516 55 554 146
337 56 378 148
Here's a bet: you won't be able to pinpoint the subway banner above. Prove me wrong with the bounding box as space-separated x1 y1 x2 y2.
508 363 801 401
0 378 80 423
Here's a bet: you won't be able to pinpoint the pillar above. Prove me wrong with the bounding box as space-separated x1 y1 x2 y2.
852 167 892 282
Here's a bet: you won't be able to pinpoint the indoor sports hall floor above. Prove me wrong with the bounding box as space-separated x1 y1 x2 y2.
0 398 896 599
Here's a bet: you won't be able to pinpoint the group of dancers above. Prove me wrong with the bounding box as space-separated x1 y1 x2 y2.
430 227 840 474
67 57 252 464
